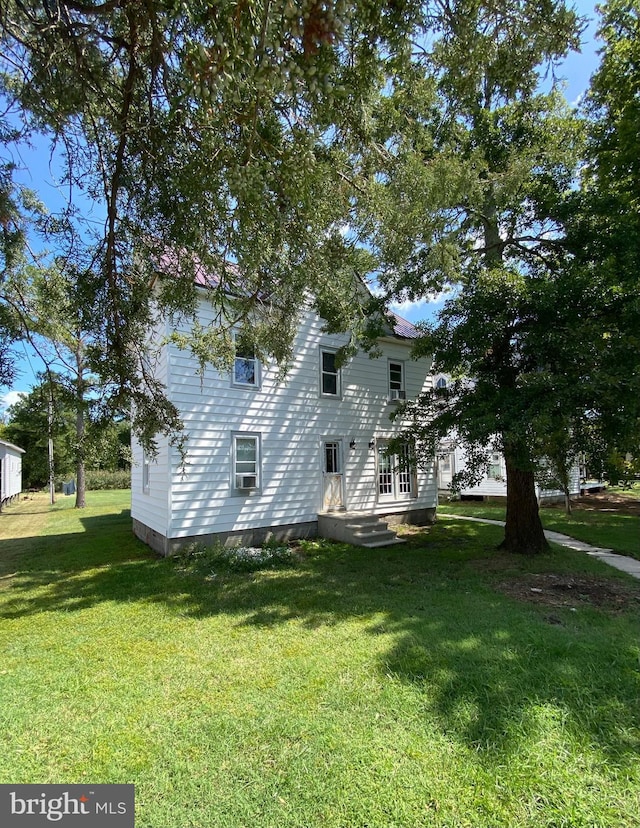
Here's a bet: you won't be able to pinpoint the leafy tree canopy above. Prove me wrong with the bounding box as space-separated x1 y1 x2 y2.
2 376 130 488
0 0 422 447
557 0 640 480
352 0 587 552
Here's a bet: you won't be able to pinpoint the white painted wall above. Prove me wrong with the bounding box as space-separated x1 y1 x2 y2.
440 442 581 500
131 295 436 544
131 315 172 538
0 440 24 501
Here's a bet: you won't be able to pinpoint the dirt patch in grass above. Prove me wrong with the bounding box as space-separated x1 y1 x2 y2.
562 491 640 517
495 572 640 616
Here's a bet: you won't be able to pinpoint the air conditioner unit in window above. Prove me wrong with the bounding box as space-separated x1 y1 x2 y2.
238 475 257 490
389 389 406 401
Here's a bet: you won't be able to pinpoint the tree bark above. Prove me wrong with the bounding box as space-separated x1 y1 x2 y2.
74 346 87 509
48 385 55 505
75 406 86 509
500 452 549 555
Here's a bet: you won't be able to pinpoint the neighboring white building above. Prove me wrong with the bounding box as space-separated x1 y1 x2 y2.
433 375 582 503
131 291 437 554
437 440 582 503
0 438 25 507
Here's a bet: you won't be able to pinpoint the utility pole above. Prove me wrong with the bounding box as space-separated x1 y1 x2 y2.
48 382 55 505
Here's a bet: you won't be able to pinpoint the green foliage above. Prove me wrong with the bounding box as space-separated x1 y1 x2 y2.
83 470 131 491
586 0 640 209
360 2 583 299
2 378 131 489
0 0 423 445
2 379 74 489
0 129 46 388
1 492 639 827
175 540 297 576
556 0 640 476
359 1 587 552
356 1 638 547
54 471 131 492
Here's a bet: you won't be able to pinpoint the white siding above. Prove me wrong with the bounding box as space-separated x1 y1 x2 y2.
131 435 172 537
131 316 172 537
536 463 582 500
451 444 581 499
156 301 435 541
0 440 24 501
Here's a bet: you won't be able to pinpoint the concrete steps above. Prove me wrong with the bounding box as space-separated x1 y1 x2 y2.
317 512 405 548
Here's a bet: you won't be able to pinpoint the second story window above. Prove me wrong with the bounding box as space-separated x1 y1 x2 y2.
233 334 259 388
388 361 405 401
320 348 341 397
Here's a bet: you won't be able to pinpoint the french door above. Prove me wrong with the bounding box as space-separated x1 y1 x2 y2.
377 442 414 502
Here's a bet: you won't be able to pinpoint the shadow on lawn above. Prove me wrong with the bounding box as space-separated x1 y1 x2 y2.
0 509 137 580
1 511 639 768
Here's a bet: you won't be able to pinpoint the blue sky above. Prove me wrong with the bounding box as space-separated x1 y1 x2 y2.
389 0 602 326
0 0 602 415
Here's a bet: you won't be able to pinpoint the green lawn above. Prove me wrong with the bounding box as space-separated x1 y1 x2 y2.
440 497 640 559
0 492 639 827
609 482 640 501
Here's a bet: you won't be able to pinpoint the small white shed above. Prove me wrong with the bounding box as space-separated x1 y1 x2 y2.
0 438 25 507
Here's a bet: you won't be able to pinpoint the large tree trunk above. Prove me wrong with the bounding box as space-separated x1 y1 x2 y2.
75 408 86 509
48 383 55 505
480 190 547 555
563 485 572 515
74 348 86 509
500 453 549 555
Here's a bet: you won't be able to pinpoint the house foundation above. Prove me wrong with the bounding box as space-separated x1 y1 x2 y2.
133 506 435 557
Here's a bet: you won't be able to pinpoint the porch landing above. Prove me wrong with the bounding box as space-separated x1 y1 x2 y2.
318 512 406 548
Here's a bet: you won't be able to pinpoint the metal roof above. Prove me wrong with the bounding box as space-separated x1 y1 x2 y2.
389 312 419 340
157 252 420 341
0 439 25 454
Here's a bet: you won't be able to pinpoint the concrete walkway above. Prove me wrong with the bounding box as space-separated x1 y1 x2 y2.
439 513 640 580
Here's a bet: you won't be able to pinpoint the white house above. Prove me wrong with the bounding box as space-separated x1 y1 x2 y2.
0 438 25 508
433 376 582 503
437 440 582 502
131 292 437 555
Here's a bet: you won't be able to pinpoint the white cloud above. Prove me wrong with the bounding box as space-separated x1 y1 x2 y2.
390 292 448 323
0 390 26 412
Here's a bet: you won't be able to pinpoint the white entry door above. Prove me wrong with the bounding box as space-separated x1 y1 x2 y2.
438 450 455 489
322 440 345 511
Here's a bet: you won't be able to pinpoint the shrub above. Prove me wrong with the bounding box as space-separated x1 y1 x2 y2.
175 540 296 577
86 469 131 490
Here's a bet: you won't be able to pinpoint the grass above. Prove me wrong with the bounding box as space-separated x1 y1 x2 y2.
0 491 639 827
609 482 640 501
440 496 640 559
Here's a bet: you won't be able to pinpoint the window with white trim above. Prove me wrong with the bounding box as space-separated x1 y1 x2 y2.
388 360 406 401
232 433 261 491
435 376 448 390
233 333 260 388
488 452 503 480
397 443 413 494
324 441 340 474
320 348 341 397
